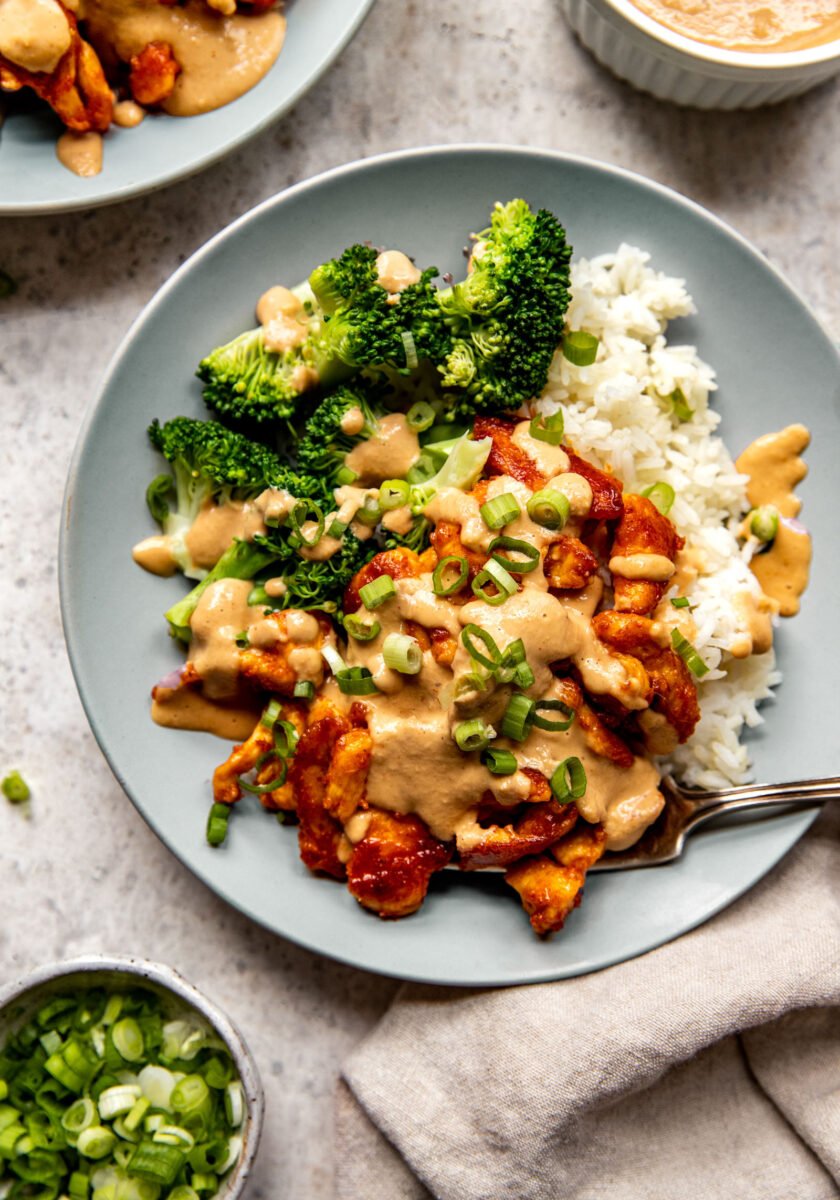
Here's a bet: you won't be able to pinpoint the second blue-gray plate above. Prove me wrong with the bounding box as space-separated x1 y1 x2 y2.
60 146 840 986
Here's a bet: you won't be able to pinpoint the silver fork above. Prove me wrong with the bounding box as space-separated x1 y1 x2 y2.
590 775 840 871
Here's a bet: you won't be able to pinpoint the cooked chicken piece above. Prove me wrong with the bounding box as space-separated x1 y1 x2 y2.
563 448 624 521
0 6 112 131
402 620 458 668
238 610 331 695
458 790 579 871
288 709 350 879
551 678 637 768
430 520 488 600
212 704 304 811
325 727 372 825
343 547 432 614
129 41 180 107
346 809 452 918
505 823 607 935
592 611 700 743
473 415 545 490
543 535 599 590
610 494 684 615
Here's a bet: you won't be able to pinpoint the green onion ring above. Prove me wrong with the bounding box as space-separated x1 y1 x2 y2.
335 666 380 695
670 628 709 678
640 481 675 516
289 501 325 547
531 700 576 732
382 633 423 675
479 493 521 530
406 400 436 432
359 574 396 610
238 751 288 795
489 535 540 574
344 613 382 642
550 757 587 802
526 488 570 530
432 555 469 596
481 747 518 776
500 694 535 742
528 411 565 445
472 559 517 606
294 681 315 701
461 624 502 670
453 719 495 753
379 479 411 511
562 331 600 367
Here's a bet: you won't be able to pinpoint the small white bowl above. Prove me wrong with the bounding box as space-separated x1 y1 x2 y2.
560 0 840 108
0 956 264 1199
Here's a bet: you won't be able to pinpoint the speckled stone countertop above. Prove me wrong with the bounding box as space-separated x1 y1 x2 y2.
0 2 838 1196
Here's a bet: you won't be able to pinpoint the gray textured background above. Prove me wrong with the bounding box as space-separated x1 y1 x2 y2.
1 2 838 1195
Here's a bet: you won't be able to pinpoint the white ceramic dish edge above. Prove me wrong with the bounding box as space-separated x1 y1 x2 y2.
560 0 840 108
0 955 264 1198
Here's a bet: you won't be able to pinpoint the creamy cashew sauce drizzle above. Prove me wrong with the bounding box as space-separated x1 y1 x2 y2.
139 413 814 854
344 414 420 485
629 0 840 53
736 424 812 618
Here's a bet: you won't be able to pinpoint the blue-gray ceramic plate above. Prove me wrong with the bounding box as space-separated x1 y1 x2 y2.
0 0 374 215
60 146 840 986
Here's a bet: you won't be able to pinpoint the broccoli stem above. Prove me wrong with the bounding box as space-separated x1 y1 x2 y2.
165 540 280 644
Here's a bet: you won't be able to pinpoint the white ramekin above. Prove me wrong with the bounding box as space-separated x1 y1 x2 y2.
0 956 264 1199
560 0 840 108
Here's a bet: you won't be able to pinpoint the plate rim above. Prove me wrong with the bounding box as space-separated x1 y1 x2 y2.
0 0 376 217
59 143 833 985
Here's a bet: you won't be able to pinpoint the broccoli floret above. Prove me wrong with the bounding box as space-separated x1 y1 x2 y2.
147 417 317 578
295 384 390 489
165 539 280 644
435 199 573 413
197 249 448 424
252 526 376 615
383 516 432 556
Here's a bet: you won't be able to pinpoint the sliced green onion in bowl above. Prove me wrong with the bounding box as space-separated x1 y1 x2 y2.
382 633 423 675
472 559 518 606
481 747 518 776
379 479 410 511
670 628 709 677
512 662 535 689
406 400 436 432
640 481 675 516
77 1126 117 1159
479 493 521 530
453 719 495 753
550 757 587 802
288 501 325 548
111 1021 144 1065
344 613 381 642
528 411 565 445
432 555 469 596
562 331 599 367
526 488 570 530
359 574 396 610
489 536 540 574
500 694 535 742
749 505 779 543
335 667 380 696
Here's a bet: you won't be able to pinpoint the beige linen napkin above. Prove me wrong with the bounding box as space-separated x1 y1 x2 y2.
337 806 840 1200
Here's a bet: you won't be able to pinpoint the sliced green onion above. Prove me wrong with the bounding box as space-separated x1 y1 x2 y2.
326 518 348 539
406 452 436 484
379 479 410 511
670 628 709 677
526 488 570 530
224 1083 244 1129
234 630 250 649
77 1127 117 1159
749 505 779 543
406 400 436 432
472 558 517 606
293 680 315 701
68 1170 91 1198
453 671 487 702
2 769 30 804
550 757 587 802
344 613 381 642
355 496 382 527
670 596 691 609
190 1175 218 1194
499 638 526 667
529 411 565 445
40 1029 62 1056
61 1098 97 1136
489 536 540 574
289 501 325 548
562 331 599 367
512 662 535 689
670 386 693 421
401 329 419 369
641 481 675 516
169 1188 200 1200
238 751 287 795
382 633 423 675
432 555 469 596
500 694 535 742
479 493 521 530
127 1140 186 1185
453 719 495 753
272 720 298 758
335 667 380 696
481 747 518 776
153 1124 195 1148
145 474 173 524
359 574 396 610
321 644 347 676
531 700 575 732
260 699 282 730
97 1086 141 1121
206 802 230 848
123 1098 150 1134
461 625 501 671
111 1021 144 1065
335 466 358 487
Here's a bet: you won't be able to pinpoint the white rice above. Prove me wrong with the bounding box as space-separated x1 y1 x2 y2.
536 244 780 789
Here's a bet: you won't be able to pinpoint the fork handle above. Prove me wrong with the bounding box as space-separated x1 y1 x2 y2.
684 780 840 836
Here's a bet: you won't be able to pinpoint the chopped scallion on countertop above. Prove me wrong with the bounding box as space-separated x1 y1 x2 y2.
2 771 30 804
0 985 246 1198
